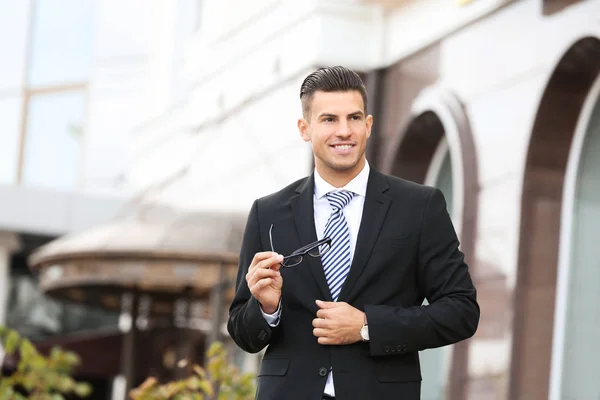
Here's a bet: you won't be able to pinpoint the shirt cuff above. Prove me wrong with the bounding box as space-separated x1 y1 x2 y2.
260 300 282 327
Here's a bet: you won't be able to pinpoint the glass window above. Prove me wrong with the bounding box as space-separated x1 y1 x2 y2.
21 90 85 190
436 152 454 213
0 1 30 91
28 0 94 87
0 96 22 185
420 148 453 400
6 272 119 340
560 95 600 398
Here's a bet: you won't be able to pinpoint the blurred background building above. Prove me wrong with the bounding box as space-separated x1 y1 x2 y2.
1 0 599 399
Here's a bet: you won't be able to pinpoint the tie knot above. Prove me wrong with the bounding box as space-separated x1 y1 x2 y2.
326 190 355 210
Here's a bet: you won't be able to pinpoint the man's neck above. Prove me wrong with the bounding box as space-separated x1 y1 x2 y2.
316 159 366 188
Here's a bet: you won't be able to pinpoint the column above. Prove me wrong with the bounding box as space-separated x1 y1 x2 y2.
0 232 20 326
0 232 20 367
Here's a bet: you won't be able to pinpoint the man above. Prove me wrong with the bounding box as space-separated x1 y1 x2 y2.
227 66 479 400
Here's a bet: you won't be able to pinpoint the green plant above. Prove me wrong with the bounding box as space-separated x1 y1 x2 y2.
129 342 256 400
0 326 92 400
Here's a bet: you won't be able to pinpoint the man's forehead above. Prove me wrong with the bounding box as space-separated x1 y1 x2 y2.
311 90 365 112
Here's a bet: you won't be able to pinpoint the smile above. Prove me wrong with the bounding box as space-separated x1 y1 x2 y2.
331 144 354 150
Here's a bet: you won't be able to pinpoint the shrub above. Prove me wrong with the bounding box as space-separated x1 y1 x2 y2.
129 342 256 400
0 326 92 400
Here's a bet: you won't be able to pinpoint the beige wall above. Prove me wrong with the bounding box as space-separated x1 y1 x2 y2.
377 0 600 398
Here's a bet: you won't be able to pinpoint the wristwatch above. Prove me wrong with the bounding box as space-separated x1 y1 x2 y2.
360 314 369 342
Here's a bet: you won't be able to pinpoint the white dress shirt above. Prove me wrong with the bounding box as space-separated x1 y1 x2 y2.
262 161 370 397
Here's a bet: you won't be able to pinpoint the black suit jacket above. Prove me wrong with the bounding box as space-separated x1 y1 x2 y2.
227 167 479 400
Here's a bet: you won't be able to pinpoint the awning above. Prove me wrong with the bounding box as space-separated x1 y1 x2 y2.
27 209 248 316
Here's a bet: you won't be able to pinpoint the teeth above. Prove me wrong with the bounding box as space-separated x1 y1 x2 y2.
334 145 352 150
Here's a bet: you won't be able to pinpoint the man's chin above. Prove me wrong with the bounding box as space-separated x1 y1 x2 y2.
328 160 360 172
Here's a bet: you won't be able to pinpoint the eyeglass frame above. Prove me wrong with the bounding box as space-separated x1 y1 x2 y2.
269 224 332 268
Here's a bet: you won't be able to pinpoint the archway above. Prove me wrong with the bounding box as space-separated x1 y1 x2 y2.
551 70 600 400
387 87 478 400
509 36 600 400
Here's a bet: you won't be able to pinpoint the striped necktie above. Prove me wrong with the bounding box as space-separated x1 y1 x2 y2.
321 190 356 301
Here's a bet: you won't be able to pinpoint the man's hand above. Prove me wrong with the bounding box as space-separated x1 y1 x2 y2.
246 252 284 314
312 300 365 345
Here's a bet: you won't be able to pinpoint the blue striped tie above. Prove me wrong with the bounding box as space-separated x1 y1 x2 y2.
321 190 356 301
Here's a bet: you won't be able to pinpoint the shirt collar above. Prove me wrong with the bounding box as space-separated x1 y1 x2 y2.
314 161 370 199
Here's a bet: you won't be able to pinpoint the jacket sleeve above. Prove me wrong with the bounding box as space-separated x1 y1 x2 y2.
226 199 277 354
365 188 480 357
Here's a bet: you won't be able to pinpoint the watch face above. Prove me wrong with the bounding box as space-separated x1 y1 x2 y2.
361 325 369 340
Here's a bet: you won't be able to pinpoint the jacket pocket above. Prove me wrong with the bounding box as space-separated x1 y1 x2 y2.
374 354 422 382
258 358 290 377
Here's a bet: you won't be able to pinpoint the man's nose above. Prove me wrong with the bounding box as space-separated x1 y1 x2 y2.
337 121 351 136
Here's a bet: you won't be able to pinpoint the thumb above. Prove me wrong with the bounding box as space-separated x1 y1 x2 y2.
315 300 336 309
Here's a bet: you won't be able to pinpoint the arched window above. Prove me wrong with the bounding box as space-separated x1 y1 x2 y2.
550 73 600 399
510 36 600 400
388 88 478 400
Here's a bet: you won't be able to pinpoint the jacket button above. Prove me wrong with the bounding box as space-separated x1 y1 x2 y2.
384 346 390 353
402 344 408 351
319 367 328 377
258 330 267 341
396 345 402 352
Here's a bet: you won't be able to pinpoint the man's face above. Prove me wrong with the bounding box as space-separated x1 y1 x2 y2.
298 90 373 181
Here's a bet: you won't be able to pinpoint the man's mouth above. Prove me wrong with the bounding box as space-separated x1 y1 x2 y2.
331 144 354 150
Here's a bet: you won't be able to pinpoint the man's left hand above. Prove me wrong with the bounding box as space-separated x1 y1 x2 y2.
312 300 364 345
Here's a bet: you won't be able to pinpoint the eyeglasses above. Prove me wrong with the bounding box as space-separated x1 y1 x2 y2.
269 224 332 267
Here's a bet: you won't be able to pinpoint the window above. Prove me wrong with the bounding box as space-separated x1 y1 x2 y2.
5 0 94 190
21 90 86 190
557 91 600 398
27 0 94 87
7 256 119 340
0 97 22 184
0 1 29 92
421 144 454 400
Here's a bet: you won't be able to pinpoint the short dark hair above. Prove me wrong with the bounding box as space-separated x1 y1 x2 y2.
299 66 368 117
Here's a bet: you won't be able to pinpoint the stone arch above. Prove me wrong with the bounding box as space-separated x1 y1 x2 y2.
385 87 479 400
509 36 600 400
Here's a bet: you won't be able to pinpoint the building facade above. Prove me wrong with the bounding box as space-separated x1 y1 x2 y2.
129 0 600 399
0 0 156 398
2 0 600 399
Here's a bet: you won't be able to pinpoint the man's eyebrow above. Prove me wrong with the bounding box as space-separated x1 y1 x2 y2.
317 111 364 119
348 111 365 117
317 113 338 119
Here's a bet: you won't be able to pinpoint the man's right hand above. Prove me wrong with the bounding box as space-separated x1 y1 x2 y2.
246 252 284 314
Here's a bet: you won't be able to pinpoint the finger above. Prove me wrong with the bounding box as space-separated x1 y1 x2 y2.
248 268 280 287
312 318 330 328
316 300 337 309
251 251 279 267
251 277 274 292
248 256 282 281
254 254 284 271
313 328 328 337
318 336 338 345
248 252 280 276
272 275 283 288
316 309 328 319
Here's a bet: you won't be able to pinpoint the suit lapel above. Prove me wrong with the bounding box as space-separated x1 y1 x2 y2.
290 175 333 301
338 168 391 302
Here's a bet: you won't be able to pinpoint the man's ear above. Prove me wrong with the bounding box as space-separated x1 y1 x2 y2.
298 117 311 142
365 114 373 139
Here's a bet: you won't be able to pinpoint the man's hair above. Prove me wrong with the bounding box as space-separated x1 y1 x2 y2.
299 66 368 117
